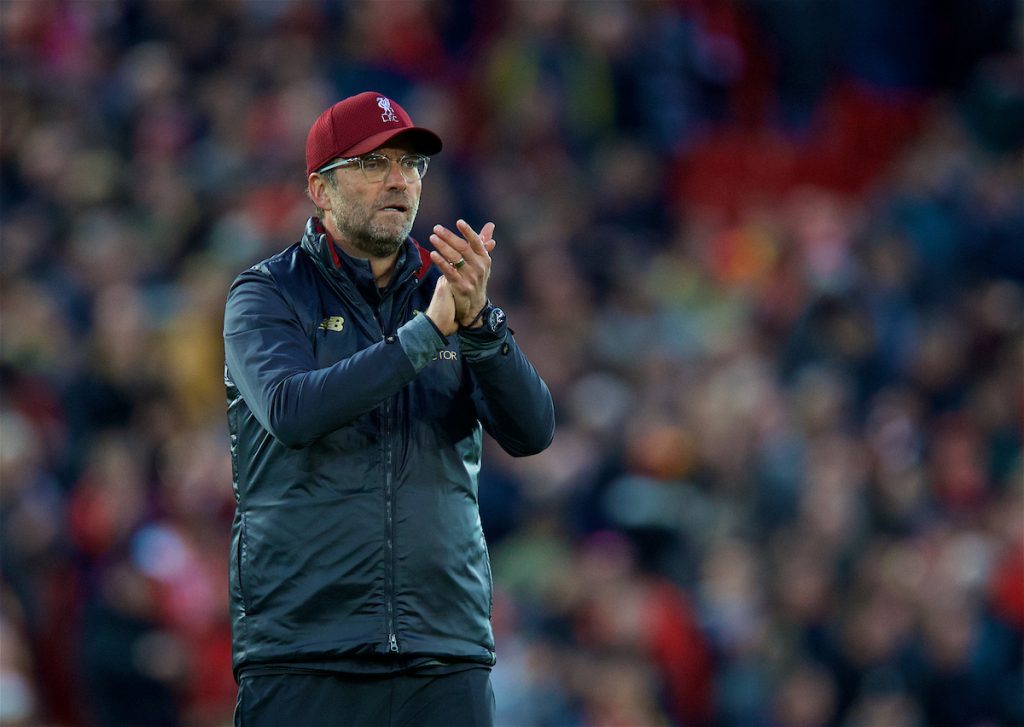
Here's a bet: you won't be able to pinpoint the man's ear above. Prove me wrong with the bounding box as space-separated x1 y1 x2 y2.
308 173 331 211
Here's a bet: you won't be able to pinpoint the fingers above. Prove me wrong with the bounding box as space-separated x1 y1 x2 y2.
480 222 497 253
429 250 462 284
424 274 457 336
457 219 488 256
429 227 463 271
429 250 473 323
430 219 495 267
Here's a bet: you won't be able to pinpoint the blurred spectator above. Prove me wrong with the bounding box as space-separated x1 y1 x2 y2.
1 1 1021 725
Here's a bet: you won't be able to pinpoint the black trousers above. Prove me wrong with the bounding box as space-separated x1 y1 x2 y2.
234 668 495 727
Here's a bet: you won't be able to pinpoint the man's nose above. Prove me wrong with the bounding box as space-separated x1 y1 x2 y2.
384 161 409 188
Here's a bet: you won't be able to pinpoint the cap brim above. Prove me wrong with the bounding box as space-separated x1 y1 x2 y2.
344 127 443 158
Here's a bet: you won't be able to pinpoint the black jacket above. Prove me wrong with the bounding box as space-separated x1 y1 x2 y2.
223 218 554 679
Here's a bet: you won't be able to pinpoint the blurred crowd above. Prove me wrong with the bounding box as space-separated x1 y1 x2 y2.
1 1 1022 725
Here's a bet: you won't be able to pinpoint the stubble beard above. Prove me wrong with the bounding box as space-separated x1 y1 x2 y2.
330 194 419 259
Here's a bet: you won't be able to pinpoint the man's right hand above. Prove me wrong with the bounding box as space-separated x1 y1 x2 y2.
425 276 458 336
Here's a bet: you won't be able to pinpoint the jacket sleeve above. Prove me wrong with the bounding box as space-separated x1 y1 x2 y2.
460 330 556 457
223 269 444 448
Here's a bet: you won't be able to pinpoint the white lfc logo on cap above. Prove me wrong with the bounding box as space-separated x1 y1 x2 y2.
377 96 399 124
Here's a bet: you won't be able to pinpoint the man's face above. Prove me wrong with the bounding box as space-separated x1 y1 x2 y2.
319 144 422 259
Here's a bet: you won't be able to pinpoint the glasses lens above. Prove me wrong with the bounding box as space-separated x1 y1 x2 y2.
360 155 389 181
352 154 429 182
400 155 429 180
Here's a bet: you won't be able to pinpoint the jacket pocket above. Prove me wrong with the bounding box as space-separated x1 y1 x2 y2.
478 531 494 620
236 512 250 614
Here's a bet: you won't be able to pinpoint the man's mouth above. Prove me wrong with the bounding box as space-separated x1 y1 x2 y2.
379 203 408 213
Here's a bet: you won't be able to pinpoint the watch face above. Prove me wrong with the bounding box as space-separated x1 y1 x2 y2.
488 306 506 332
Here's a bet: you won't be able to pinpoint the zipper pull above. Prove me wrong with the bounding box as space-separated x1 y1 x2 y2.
389 633 399 653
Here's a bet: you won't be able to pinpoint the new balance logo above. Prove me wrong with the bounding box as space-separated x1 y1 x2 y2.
318 316 345 332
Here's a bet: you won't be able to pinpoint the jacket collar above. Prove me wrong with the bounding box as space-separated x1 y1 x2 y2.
300 217 432 285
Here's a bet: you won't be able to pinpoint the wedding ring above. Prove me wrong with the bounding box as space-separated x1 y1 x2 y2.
453 257 466 269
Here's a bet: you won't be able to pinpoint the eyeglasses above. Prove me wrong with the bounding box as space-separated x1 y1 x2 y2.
316 153 430 183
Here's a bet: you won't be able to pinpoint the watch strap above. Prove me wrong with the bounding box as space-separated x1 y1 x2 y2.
461 301 491 331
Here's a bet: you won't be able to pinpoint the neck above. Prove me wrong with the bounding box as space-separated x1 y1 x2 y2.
368 254 399 288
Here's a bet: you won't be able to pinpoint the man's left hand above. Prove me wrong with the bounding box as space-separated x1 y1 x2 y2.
429 220 496 328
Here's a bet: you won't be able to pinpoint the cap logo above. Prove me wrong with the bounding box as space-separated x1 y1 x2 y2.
377 96 399 124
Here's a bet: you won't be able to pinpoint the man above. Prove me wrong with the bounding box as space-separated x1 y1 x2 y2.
223 92 555 726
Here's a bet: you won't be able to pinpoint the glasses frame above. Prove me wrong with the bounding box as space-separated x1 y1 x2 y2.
316 152 430 183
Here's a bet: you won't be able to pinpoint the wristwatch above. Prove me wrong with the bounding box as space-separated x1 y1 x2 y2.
464 303 507 337
482 304 507 335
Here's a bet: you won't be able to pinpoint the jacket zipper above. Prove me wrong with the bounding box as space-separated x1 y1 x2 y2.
377 303 400 656
383 389 398 654
382 274 419 656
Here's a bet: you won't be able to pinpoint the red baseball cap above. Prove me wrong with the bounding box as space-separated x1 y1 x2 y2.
305 92 443 176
